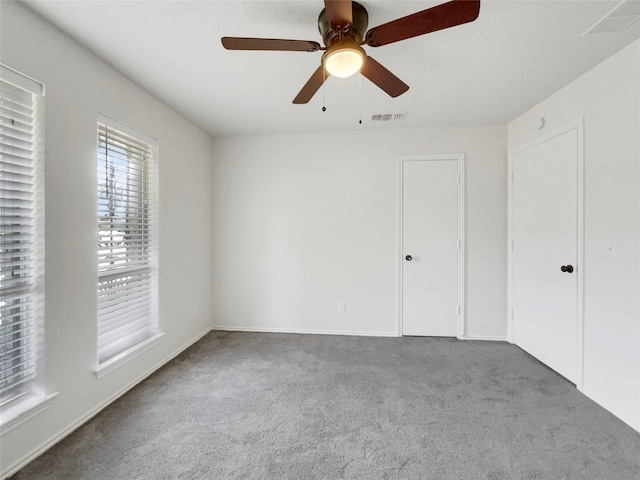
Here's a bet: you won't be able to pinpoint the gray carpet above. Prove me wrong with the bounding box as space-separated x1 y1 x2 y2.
11 331 640 479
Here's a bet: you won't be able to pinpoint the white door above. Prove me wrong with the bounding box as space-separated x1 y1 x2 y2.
511 127 580 383
401 157 462 337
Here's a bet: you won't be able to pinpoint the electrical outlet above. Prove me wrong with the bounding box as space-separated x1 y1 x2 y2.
338 302 346 313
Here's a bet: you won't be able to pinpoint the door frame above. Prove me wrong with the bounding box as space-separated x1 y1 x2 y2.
396 154 466 338
507 117 585 390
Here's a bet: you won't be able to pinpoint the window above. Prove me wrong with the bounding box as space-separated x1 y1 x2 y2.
0 65 45 410
97 116 158 368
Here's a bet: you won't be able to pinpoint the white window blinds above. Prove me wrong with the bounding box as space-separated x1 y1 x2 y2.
0 68 44 406
97 119 157 365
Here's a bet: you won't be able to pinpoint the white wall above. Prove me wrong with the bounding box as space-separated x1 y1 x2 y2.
508 39 640 431
211 125 507 339
0 2 214 476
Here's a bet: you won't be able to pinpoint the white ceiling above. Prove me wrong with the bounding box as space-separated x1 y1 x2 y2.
22 0 640 137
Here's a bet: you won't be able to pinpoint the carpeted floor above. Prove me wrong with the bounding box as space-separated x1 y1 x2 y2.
11 331 640 479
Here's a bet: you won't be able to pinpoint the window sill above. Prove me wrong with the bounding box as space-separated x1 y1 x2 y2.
0 392 59 434
94 332 164 379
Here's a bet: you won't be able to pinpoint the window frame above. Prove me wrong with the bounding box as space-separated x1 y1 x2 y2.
95 114 160 376
0 64 48 427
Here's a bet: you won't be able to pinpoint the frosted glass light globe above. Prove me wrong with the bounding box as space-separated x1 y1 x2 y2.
324 47 365 79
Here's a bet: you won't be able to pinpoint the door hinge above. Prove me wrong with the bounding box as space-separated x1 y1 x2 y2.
457 174 461 184
458 239 461 250
457 305 461 314
511 171 514 182
511 240 514 251
511 309 514 319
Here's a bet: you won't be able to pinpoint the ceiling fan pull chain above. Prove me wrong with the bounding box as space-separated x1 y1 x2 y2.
358 72 362 125
322 66 327 112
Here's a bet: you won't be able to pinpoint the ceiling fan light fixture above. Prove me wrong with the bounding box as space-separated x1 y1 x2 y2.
324 45 366 78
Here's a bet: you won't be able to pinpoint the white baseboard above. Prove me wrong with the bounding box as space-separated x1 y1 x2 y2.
211 325 399 338
461 334 508 342
212 326 508 341
581 385 640 434
2 326 212 480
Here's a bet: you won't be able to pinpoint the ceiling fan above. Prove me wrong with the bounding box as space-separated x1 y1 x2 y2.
221 0 480 104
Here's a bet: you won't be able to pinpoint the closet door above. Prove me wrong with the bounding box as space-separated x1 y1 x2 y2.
401 156 463 337
511 126 580 383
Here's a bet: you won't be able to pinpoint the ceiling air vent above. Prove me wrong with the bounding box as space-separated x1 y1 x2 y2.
371 113 407 122
582 0 640 35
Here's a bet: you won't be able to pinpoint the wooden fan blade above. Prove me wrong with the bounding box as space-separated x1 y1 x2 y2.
293 65 326 104
361 57 409 98
365 0 480 47
324 0 353 27
221 37 321 52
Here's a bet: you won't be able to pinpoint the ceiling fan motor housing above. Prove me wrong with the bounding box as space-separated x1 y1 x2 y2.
318 1 369 47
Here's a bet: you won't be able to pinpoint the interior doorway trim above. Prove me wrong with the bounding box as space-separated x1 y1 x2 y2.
507 117 585 390
396 154 466 338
